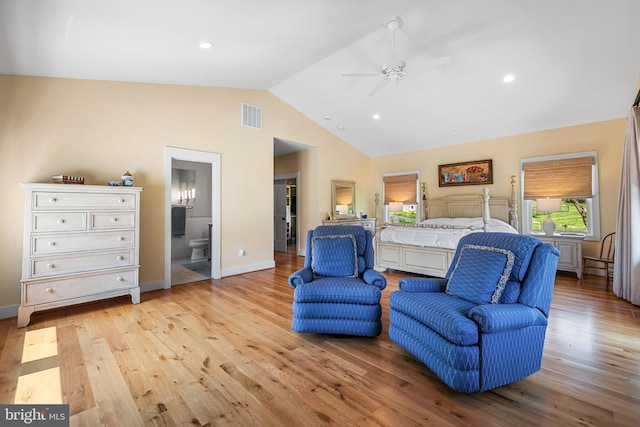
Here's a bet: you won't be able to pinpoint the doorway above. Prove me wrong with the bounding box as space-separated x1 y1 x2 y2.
274 172 299 255
164 147 221 288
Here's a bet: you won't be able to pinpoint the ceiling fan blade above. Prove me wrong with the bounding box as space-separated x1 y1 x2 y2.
428 56 452 67
341 72 380 77
367 79 390 97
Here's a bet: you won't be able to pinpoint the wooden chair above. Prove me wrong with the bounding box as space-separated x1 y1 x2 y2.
581 232 615 288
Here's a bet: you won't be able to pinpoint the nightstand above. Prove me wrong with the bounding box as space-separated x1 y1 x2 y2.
534 233 585 278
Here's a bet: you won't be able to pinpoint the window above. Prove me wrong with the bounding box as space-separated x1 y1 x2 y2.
382 172 420 224
520 151 600 240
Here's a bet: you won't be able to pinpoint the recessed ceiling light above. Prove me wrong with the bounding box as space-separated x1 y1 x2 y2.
372 114 381 120
324 115 332 121
503 74 515 83
199 41 214 49
337 125 346 131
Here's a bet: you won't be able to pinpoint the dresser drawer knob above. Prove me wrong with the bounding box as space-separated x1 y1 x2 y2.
49 198 57 203
116 256 124 261
57 219 65 224
117 277 124 282
118 236 125 241
119 199 126 204
45 287 53 293
111 218 118 223
47 263 55 268
48 241 56 246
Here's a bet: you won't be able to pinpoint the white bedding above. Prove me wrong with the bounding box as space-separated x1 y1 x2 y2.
378 218 518 250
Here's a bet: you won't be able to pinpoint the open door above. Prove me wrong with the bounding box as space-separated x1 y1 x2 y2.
274 179 287 252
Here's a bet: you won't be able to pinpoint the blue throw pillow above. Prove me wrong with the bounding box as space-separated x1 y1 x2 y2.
446 244 515 304
311 235 358 277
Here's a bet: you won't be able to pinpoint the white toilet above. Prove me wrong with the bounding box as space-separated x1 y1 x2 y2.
188 238 208 261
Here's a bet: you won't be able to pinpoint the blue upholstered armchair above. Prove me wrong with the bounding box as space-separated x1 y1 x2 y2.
288 225 387 336
389 232 559 393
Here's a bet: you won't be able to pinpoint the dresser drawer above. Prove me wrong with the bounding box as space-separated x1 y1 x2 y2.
23 269 138 305
32 212 87 232
91 212 135 229
32 191 137 210
30 250 135 278
32 231 135 255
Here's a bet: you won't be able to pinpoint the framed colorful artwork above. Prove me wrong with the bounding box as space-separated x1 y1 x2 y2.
438 159 493 187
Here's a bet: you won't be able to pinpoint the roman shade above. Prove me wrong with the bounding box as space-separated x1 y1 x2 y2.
383 174 418 204
523 156 594 199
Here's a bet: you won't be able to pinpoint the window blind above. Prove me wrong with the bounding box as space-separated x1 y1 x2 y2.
523 156 594 199
383 174 418 204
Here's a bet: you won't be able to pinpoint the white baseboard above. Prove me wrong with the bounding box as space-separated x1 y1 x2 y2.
140 280 166 293
221 260 275 277
0 304 18 321
0 264 277 322
0 280 166 322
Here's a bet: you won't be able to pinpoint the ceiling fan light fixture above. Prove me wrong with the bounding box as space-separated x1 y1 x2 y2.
384 17 403 32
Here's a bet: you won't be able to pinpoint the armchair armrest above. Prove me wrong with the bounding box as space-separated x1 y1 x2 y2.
398 277 447 293
288 268 313 288
363 269 387 290
468 304 548 333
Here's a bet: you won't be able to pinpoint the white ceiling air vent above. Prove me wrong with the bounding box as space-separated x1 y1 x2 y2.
241 103 262 130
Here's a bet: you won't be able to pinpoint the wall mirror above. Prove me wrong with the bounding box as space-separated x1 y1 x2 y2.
331 180 356 219
172 168 196 205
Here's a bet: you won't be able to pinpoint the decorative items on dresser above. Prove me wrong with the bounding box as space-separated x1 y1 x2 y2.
322 218 376 233
18 183 142 327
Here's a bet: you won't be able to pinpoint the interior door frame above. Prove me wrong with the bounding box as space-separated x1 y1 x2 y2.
274 171 300 255
273 178 287 252
164 147 221 288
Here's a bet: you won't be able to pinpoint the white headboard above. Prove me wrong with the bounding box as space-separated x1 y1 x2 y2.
425 176 519 230
426 193 510 222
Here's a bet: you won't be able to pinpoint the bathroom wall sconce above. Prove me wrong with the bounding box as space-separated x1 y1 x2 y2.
182 188 196 204
175 188 196 204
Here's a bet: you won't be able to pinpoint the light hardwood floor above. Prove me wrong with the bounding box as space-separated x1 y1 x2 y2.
1 246 639 426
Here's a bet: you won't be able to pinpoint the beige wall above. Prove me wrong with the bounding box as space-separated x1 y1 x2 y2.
371 118 626 258
274 128 373 255
0 73 627 312
0 75 370 311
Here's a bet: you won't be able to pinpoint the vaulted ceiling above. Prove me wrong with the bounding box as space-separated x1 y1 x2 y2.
2 0 639 158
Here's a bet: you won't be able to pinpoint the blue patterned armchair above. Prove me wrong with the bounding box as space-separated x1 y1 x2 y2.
389 232 559 393
288 225 387 336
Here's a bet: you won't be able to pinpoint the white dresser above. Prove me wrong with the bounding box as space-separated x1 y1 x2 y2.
322 218 376 232
18 183 143 327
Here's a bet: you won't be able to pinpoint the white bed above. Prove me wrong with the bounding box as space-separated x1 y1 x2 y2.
374 180 519 278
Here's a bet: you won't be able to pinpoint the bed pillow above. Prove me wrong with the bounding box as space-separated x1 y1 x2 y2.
446 244 515 304
311 235 358 277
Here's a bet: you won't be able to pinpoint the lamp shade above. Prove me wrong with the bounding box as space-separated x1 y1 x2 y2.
536 198 562 213
389 202 403 212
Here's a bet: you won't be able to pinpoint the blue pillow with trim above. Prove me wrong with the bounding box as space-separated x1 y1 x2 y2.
446 244 515 304
311 235 358 277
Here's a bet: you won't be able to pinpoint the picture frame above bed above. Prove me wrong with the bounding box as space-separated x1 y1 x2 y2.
438 159 493 187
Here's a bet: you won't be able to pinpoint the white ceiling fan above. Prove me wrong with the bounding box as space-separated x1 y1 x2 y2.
342 17 450 97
